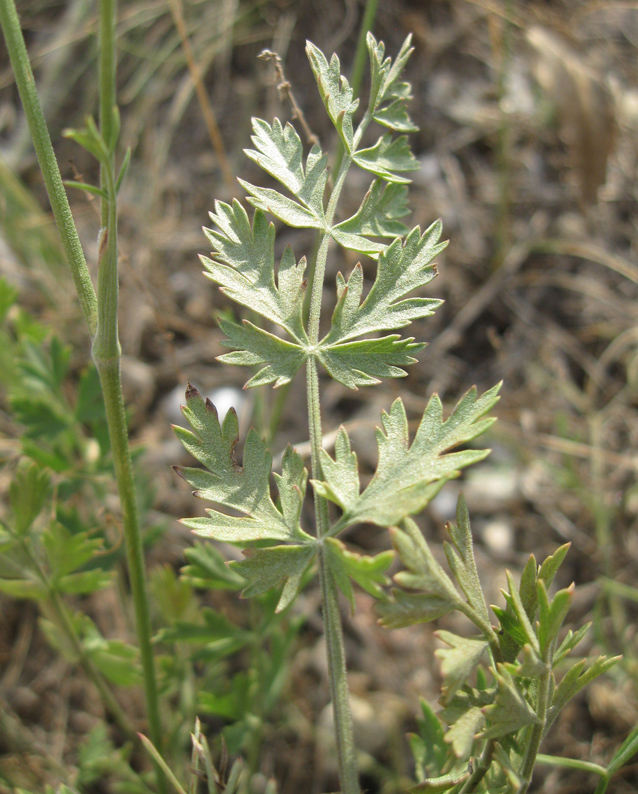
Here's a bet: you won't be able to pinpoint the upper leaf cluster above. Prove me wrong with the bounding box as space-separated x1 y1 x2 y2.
202 33 439 391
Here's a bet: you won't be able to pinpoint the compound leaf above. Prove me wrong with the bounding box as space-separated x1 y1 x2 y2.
314 383 501 530
174 384 312 544
203 202 308 339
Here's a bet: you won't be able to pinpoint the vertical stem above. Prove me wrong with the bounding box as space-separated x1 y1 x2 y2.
0 0 97 334
306 157 361 792
517 662 552 793
94 3 165 788
96 357 166 790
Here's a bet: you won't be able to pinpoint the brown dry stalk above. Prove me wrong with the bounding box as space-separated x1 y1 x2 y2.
258 48 319 147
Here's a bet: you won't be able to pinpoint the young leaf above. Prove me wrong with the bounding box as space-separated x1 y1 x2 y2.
314 383 501 530
230 544 316 612
305 41 359 150
411 698 449 781
443 494 490 624
409 768 470 793
174 384 313 544
390 520 463 607
519 554 538 620
42 523 104 578
549 655 620 723
435 630 489 705
324 537 393 611
202 202 308 340
480 666 540 740
503 643 546 679
553 622 591 665
353 134 419 184
538 543 571 589
504 570 541 655
491 605 528 648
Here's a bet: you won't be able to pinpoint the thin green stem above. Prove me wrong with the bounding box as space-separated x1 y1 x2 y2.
536 754 608 778
318 548 360 794
93 6 165 788
517 659 552 793
2 2 165 787
456 738 496 793
302 94 382 794
99 0 117 225
0 0 97 335
96 358 165 781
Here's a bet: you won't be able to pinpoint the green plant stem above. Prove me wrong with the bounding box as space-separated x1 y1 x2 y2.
99 0 117 228
303 106 379 794
517 659 552 793
93 5 165 788
456 738 496 793
0 0 97 335
96 357 166 779
2 2 165 786
536 754 608 777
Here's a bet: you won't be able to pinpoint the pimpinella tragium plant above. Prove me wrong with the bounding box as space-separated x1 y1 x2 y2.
174 34 619 794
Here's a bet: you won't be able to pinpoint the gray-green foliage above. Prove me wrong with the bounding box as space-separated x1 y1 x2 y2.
174 33 618 794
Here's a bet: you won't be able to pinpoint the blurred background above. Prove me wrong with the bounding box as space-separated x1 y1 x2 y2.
1 1 638 792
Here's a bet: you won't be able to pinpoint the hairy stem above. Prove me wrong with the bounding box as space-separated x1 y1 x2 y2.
306 161 361 791
96 357 166 781
93 5 165 783
0 0 97 334
1 2 165 787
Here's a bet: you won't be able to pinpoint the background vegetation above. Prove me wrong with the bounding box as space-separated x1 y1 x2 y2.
1 1 638 792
